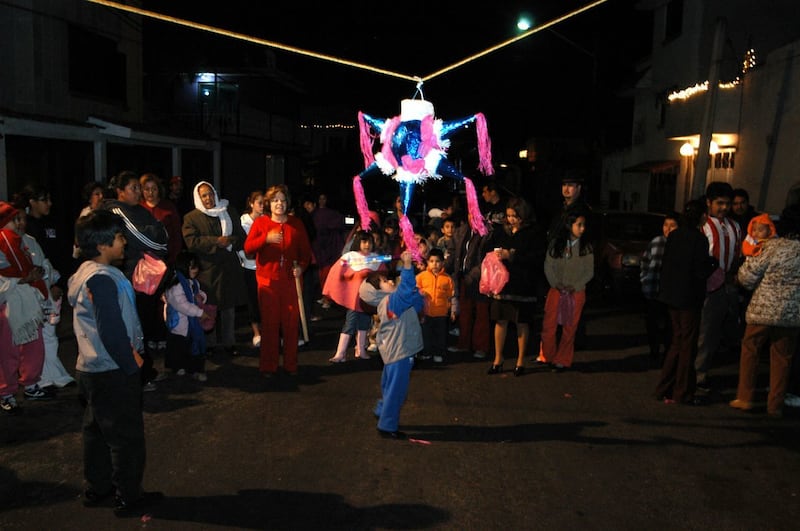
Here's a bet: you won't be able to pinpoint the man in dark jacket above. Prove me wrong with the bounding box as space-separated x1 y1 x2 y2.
730 188 759 235
654 199 717 405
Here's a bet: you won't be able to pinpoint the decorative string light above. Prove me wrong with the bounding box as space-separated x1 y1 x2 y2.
667 78 740 102
742 48 758 73
668 48 757 103
299 124 356 130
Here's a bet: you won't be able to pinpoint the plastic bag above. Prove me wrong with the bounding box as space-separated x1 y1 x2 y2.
199 302 217 332
557 290 575 326
132 253 167 295
479 252 509 296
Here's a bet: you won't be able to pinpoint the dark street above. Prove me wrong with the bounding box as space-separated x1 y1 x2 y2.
1 299 798 530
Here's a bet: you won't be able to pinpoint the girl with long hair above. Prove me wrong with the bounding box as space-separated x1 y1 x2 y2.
535 211 594 372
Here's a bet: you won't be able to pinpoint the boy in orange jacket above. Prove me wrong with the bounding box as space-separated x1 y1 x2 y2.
416 248 456 363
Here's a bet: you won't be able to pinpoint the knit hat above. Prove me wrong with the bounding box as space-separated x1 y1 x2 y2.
0 201 19 228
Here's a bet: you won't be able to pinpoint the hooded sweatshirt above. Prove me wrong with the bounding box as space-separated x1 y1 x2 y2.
742 213 776 257
358 266 424 365
68 260 143 375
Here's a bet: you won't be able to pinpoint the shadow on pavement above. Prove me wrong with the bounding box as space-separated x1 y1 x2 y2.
148 490 449 530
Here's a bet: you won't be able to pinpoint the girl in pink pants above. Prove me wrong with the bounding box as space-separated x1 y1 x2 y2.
537 212 594 371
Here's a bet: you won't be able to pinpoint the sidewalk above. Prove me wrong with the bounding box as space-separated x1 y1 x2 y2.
1 300 798 530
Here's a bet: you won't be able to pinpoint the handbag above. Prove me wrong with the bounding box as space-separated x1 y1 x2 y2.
479 252 510 296
198 302 217 332
132 253 168 295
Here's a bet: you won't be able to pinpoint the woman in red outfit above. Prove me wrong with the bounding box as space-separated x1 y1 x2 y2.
243 185 312 377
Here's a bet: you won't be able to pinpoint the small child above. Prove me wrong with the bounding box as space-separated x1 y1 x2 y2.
741 213 776 257
437 217 460 337
413 238 430 273
640 212 680 359
324 230 388 362
163 250 211 381
67 209 162 515
359 250 424 440
0 201 50 413
436 218 458 275
416 248 456 363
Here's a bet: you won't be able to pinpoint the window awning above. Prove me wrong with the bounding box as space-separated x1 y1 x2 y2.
622 160 680 173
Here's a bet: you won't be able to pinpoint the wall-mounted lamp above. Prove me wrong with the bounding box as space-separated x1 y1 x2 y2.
679 140 722 156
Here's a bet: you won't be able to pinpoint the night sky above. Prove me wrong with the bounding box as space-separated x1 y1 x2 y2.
141 0 651 152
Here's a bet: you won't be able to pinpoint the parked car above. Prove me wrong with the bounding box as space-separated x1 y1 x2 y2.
589 211 666 299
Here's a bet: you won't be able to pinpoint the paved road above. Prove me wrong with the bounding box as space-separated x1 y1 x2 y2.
1 299 798 530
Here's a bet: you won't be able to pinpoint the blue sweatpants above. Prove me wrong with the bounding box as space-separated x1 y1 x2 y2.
374 356 414 432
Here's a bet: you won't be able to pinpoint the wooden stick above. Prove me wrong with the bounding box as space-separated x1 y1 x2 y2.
294 261 309 343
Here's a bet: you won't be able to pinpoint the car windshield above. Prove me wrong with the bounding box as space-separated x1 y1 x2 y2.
605 214 664 241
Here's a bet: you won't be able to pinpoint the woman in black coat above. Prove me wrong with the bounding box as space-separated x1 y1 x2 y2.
486 197 547 376
183 182 248 355
654 199 717 405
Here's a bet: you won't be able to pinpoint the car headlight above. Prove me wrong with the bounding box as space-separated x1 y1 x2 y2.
621 254 641 267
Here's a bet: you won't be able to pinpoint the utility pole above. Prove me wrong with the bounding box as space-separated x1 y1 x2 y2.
692 17 726 198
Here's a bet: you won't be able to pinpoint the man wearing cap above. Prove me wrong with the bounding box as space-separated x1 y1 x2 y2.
548 175 591 242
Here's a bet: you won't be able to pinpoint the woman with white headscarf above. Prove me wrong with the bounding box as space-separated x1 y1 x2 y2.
182 181 248 354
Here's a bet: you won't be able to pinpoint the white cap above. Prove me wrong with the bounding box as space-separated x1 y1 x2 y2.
428 208 443 218
400 99 435 121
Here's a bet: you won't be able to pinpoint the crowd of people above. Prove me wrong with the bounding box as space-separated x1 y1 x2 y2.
643 183 800 416
1 169 798 516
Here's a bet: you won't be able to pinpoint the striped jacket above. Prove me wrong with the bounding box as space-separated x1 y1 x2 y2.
703 215 742 273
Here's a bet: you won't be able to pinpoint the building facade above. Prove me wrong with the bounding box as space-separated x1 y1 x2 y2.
602 0 800 214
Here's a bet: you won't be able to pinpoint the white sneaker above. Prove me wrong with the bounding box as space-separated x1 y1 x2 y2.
192 372 208 382
449 327 460 336
472 350 487 359
447 346 466 353
298 338 306 347
252 335 261 347
1 395 20 413
433 355 444 363
176 369 186 376
785 393 800 408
